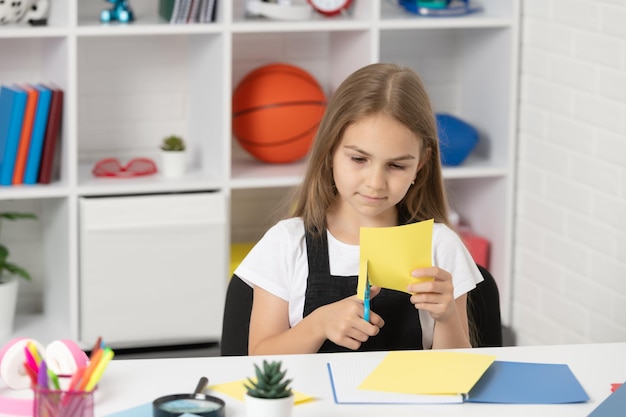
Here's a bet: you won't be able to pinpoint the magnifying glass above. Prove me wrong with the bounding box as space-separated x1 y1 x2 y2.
153 377 225 417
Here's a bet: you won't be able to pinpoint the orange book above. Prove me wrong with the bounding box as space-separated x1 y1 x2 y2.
12 85 39 184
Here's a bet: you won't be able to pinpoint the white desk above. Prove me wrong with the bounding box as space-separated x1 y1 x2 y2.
2 343 625 417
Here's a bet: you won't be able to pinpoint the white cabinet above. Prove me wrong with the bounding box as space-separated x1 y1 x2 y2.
0 0 519 347
79 192 226 346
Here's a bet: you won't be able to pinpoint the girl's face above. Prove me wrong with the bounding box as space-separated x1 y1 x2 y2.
331 113 423 227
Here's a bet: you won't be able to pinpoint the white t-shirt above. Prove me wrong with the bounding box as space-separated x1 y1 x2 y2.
235 217 483 349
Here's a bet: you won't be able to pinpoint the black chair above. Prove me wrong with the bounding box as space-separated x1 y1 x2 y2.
470 265 503 348
220 274 253 356
220 266 502 356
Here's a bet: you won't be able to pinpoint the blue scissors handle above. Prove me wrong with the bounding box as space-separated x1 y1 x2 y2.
363 276 371 322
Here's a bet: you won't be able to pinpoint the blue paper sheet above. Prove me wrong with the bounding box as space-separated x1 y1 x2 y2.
104 402 206 417
466 361 589 404
105 403 151 417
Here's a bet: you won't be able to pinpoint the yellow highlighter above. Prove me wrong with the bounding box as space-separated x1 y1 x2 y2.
84 347 115 392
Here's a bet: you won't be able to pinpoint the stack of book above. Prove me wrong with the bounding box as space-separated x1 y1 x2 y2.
0 84 64 186
159 0 218 24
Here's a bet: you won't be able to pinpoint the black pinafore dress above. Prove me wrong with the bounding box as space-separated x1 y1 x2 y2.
302 230 423 353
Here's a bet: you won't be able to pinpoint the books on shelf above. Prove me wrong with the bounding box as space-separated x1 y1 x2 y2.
0 83 63 187
159 0 217 23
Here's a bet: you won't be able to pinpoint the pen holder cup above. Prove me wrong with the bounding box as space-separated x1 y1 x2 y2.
34 383 95 417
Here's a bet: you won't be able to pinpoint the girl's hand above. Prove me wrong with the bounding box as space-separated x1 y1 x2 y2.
314 286 385 350
407 267 457 322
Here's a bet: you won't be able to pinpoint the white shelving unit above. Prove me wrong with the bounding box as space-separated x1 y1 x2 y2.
0 0 519 348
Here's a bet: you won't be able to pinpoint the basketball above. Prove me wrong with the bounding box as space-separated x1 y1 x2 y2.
232 63 327 163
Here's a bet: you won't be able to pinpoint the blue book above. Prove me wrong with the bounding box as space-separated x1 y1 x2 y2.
23 84 53 185
0 85 28 186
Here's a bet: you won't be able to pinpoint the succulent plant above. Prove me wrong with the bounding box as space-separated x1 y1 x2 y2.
244 360 293 399
160 135 186 151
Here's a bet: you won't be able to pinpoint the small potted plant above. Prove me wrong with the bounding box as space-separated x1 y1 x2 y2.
159 135 187 178
0 212 37 338
244 360 294 417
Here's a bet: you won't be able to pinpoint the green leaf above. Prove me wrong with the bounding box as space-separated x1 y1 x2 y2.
4 263 32 281
0 213 37 282
0 212 37 221
262 360 271 376
269 369 286 385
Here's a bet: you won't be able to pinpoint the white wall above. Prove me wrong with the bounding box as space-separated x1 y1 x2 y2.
514 0 626 345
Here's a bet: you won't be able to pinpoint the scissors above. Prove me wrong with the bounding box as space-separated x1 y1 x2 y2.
363 273 371 323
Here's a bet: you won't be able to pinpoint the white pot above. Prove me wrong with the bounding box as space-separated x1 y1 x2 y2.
160 150 187 178
0 275 19 338
244 393 294 417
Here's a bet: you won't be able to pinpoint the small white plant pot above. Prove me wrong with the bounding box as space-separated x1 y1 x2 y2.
160 150 187 178
244 393 294 417
0 275 19 338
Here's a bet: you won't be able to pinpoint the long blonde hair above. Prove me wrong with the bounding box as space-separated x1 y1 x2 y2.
291 63 449 236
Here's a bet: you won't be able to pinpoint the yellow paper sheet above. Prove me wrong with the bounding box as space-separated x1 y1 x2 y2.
209 379 314 404
358 351 496 395
357 219 434 299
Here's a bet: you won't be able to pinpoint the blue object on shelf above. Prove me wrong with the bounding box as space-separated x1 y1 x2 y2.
100 0 135 23
398 0 482 16
436 113 479 166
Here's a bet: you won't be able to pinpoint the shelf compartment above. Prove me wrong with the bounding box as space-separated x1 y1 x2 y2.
230 29 373 187
76 33 227 190
0 37 69 191
77 0 222 29
1 197 73 343
380 26 516 169
445 176 512 324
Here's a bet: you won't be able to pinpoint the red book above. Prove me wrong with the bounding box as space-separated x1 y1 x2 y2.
37 86 63 184
12 85 39 184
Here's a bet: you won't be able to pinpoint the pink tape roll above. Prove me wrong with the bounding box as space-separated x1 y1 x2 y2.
0 338 44 390
45 340 89 376
0 338 89 416
0 338 35 415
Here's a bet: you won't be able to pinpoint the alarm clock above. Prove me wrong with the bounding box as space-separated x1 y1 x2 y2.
308 0 353 16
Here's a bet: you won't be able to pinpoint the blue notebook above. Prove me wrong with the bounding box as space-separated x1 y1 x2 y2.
23 84 53 185
0 85 28 186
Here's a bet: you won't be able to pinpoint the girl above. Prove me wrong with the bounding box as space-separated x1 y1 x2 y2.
235 63 483 355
